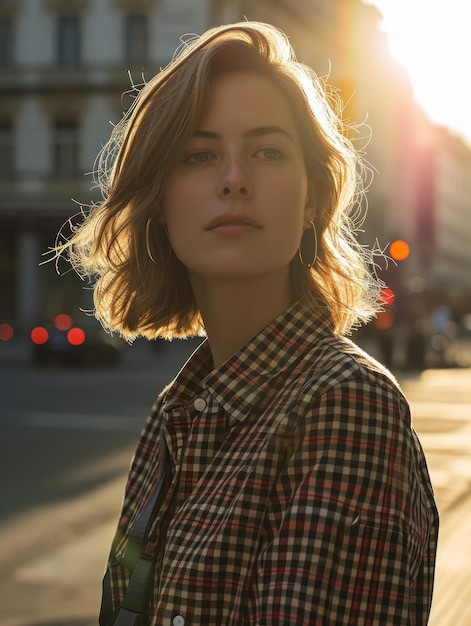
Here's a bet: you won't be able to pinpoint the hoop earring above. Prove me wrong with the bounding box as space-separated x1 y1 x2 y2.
298 220 318 269
145 218 172 265
145 218 159 265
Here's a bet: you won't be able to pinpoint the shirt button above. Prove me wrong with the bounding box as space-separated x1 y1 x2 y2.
193 397 207 411
173 616 185 626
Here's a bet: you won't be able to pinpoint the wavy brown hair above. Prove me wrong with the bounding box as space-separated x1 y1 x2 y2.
53 21 381 341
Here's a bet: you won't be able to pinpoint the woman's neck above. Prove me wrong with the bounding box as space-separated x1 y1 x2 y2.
189 271 293 369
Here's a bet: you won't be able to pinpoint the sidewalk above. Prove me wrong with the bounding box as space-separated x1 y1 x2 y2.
401 369 471 626
0 457 128 626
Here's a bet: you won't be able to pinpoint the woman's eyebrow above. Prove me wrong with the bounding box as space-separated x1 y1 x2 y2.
244 125 295 141
192 125 295 141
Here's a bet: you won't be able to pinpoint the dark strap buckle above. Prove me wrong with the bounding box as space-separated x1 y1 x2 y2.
113 607 148 626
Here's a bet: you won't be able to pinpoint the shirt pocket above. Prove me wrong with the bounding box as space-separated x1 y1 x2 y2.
345 508 425 583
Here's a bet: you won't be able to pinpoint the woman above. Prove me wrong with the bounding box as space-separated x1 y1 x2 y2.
57 21 438 625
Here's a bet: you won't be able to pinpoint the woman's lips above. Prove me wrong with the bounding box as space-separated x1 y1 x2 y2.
207 213 261 232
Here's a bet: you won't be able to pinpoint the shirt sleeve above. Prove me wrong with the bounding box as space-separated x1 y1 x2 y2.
250 372 438 626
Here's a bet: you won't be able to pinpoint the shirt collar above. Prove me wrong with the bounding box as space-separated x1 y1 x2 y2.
163 301 333 421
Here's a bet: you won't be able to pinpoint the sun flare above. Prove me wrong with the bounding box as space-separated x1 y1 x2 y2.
367 0 471 144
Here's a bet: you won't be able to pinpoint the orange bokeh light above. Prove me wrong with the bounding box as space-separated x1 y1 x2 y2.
374 311 395 330
389 239 410 261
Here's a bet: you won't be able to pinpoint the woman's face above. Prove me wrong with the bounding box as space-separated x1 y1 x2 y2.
163 71 310 287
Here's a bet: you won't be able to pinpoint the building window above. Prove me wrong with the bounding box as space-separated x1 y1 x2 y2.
125 14 148 64
0 125 14 179
53 121 79 178
57 16 81 64
0 17 14 66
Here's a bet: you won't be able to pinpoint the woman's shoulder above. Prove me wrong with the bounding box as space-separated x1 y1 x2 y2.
301 330 406 403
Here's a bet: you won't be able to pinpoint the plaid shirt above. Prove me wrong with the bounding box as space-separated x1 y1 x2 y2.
104 302 438 625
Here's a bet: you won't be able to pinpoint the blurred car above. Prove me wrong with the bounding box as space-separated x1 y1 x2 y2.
30 313 124 367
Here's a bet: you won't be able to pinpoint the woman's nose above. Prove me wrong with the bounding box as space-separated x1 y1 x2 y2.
217 157 252 198
222 185 248 196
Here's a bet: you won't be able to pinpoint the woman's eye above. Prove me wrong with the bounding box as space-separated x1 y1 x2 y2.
257 148 283 160
185 151 214 164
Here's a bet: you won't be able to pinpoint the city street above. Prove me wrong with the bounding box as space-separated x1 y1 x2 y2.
2 2 470 625
1 343 470 625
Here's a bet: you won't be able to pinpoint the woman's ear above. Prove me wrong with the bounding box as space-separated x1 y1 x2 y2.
304 184 317 224
303 206 316 228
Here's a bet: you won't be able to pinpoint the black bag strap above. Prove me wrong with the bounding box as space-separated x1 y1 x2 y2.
121 433 169 572
113 557 155 625
111 432 169 626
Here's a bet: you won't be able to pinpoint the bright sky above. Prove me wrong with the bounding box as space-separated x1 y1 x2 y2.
365 0 471 145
